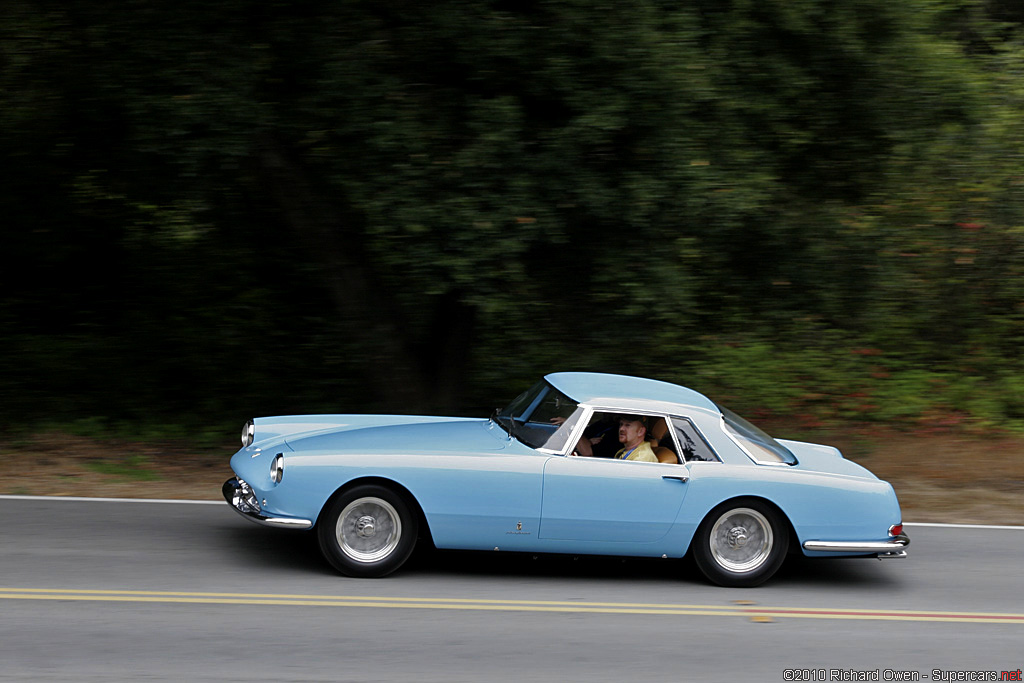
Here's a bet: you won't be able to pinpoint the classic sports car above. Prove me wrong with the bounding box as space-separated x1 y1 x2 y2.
224 372 908 586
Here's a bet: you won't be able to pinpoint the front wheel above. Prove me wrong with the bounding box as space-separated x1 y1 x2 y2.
692 499 789 587
317 485 418 578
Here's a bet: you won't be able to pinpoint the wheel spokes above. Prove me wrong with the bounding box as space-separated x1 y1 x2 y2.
337 497 402 562
709 508 773 573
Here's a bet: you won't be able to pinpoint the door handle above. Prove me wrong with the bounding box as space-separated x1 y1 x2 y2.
662 475 688 483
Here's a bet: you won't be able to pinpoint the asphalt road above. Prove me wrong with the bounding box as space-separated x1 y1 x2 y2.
1 496 1021 683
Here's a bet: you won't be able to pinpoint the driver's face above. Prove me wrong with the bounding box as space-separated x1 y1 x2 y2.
618 419 645 447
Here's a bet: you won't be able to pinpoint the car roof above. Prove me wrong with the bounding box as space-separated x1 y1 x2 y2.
545 372 719 413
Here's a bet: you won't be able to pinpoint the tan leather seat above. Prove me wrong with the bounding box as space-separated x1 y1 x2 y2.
653 446 678 464
649 417 669 445
647 418 679 464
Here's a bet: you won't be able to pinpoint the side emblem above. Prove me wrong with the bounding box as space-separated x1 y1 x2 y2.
506 521 530 536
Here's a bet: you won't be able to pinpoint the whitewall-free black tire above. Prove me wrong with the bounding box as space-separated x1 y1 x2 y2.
317 484 419 578
692 498 789 587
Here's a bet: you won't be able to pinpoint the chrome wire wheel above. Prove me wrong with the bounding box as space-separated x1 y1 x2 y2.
318 484 419 577
692 499 788 586
336 496 402 563
708 507 773 573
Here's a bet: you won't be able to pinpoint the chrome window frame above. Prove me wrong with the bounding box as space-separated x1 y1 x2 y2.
667 415 721 463
536 405 593 455
503 381 586 453
718 415 797 467
552 405 687 463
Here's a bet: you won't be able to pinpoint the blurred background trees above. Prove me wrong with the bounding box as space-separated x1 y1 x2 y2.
2 0 1023 433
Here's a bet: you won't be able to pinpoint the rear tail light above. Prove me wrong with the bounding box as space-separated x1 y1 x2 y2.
889 523 903 537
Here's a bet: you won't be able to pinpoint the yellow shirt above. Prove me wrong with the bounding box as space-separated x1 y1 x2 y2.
615 441 658 463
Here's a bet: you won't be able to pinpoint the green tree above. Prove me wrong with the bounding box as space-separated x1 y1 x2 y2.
2 0 1023 426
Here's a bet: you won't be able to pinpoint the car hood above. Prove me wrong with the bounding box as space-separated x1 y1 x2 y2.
779 439 878 479
248 414 511 455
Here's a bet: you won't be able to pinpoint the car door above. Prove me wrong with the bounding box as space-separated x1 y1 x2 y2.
538 456 689 543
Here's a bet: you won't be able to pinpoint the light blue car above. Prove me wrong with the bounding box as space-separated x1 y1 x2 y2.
224 372 909 586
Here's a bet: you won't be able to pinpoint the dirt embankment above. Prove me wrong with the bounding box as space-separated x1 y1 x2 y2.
3 429 1022 525
815 430 1024 524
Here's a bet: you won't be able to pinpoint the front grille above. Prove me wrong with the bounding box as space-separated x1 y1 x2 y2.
235 478 261 514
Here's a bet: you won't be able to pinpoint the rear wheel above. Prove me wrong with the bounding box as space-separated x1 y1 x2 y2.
317 485 418 578
692 498 788 587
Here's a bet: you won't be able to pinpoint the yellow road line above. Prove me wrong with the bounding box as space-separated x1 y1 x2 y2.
1 588 1022 624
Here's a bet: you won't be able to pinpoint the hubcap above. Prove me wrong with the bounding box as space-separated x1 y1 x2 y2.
727 526 749 548
337 497 401 563
356 515 376 537
709 507 773 573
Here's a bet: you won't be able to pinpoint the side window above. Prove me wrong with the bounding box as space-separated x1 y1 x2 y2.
572 411 624 459
541 407 587 453
671 417 719 462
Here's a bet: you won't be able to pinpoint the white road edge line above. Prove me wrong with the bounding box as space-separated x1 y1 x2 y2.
903 521 1024 530
0 495 221 505
1 495 1022 529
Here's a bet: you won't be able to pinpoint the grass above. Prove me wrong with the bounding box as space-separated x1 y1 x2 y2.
83 455 161 481
3 416 238 452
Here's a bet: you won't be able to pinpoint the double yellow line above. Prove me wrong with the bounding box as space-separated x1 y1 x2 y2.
2 588 1022 624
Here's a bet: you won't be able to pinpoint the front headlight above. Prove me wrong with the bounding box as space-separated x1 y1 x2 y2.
241 419 255 447
271 453 284 484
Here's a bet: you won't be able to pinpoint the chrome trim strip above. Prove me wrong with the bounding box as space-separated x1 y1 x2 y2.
255 516 314 529
222 478 313 530
803 533 910 554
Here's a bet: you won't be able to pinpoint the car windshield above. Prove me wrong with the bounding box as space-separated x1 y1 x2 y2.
717 405 797 465
495 380 583 451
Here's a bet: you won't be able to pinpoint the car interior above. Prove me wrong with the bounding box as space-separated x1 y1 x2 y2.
577 412 718 463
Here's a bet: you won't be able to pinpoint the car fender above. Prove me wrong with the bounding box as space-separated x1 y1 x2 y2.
675 462 901 555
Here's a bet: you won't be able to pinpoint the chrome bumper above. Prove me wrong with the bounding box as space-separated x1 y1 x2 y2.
222 477 313 530
803 533 910 559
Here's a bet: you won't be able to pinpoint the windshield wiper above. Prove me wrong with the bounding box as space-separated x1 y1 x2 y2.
492 409 515 441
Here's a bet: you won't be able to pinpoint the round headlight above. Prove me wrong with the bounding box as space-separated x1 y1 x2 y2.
241 419 255 447
271 453 284 484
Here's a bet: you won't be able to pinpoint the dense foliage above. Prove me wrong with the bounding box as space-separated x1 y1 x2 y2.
2 0 1023 433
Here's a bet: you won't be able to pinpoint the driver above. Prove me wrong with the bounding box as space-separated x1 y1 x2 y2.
613 415 658 462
